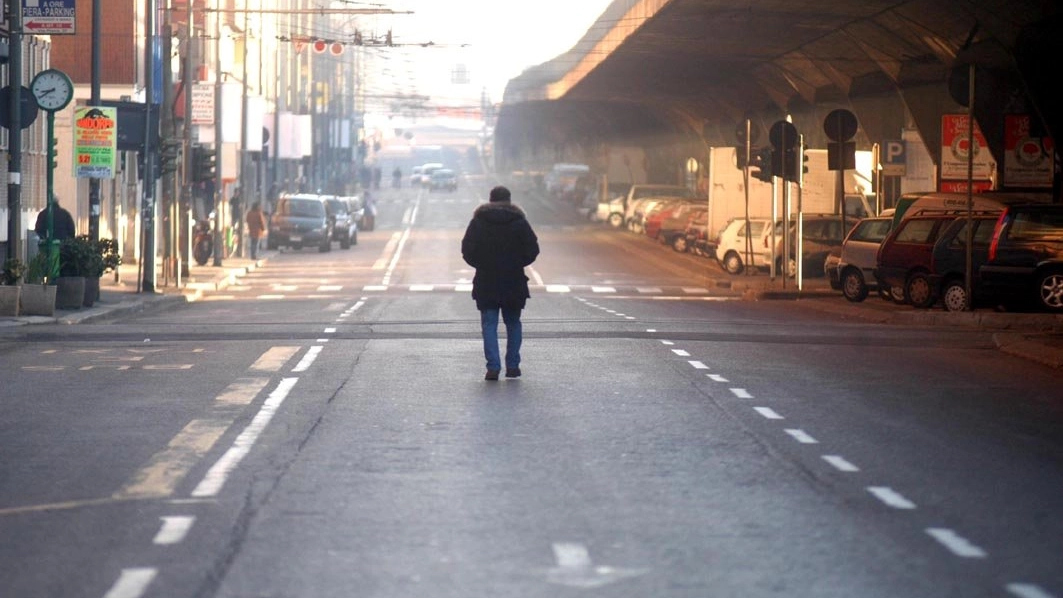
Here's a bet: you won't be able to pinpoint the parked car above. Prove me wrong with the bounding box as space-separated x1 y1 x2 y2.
926 214 1000 311
683 209 715 256
408 166 423 187
598 184 694 228
267 194 332 252
428 168 458 192
828 214 894 302
775 214 856 278
652 203 707 249
715 218 782 274
629 197 681 233
873 214 960 307
545 163 591 199
979 204 1063 312
325 196 358 249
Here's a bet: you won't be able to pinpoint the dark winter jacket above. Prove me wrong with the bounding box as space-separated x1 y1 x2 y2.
461 202 540 310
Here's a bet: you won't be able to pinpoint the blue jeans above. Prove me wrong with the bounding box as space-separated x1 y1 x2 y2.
481 306 522 371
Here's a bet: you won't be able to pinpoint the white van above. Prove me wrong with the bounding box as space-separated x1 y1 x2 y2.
545 163 591 198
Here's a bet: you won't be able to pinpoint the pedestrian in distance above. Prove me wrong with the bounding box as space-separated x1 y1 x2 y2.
34 198 76 242
461 185 540 381
245 201 267 260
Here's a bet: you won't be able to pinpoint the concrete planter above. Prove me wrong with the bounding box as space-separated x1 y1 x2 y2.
55 276 85 310
0 285 20 316
83 276 100 307
19 284 56 316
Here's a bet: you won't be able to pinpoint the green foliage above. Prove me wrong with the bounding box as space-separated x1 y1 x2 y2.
24 251 54 284
59 235 120 277
1 258 26 285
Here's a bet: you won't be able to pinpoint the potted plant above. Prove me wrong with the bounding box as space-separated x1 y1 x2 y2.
0 257 25 316
80 237 121 307
19 252 57 316
55 236 99 309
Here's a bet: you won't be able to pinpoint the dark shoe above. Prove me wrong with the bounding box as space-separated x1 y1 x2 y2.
485 370 500 381
505 367 521 378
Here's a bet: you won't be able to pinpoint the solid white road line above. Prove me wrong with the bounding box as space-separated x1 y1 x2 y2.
293 346 323 372
102 568 157 598
191 377 298 498
754 407 784 420
822 455 860 472
926 528 987 558
153 516 195 545
867 486 917 509
784 429 819 444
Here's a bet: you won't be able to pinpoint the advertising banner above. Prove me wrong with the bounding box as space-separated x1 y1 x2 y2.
940 114 994 186
74 106 118 179
1003 114 1053 188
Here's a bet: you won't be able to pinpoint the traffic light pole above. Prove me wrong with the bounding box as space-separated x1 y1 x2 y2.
140 0 157 293
212 6 223 267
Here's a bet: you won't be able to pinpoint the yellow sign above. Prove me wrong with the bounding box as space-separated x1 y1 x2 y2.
74 106 118 179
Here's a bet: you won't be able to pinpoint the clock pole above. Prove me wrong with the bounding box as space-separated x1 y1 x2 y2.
45 110 59 280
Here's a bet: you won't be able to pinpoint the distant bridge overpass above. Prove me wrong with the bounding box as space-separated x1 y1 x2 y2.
495 0 1060 199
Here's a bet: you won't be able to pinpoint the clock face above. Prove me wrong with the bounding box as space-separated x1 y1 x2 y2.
31 69 74 112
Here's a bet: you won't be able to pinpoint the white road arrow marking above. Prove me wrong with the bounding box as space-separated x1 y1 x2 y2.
547 542 647 588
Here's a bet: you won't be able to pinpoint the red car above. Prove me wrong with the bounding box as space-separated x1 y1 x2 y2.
873 214 959 306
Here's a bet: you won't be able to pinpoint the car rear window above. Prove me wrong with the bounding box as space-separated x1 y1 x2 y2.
1008 210 1063 241
894 218 941 243
278 199 325 218
850 218 892 242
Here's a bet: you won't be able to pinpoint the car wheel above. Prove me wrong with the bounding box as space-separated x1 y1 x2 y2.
722 252 744 275
886 285 905 303
319 239 331 253
351 229 358 246
340 234 351 250
905 272 934 308
672 236 688 253
1035 270 1063 312
608 213 624 228
941 279 969 312
841 269 868 303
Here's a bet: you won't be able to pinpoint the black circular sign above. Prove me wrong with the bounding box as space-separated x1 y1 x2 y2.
0 85 41 130
768 120 798 149
823 109 858 142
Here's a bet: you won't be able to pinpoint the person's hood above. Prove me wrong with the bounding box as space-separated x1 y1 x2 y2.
473 202 526 225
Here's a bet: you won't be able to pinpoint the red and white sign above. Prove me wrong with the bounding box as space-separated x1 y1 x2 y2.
23 0 76 35
313 40 327 54
940 114 994 189
1003 114 1053 188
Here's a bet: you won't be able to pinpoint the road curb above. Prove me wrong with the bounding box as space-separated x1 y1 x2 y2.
994 333 1063 369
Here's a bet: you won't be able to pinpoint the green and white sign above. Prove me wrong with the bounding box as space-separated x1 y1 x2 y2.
74 106 118 179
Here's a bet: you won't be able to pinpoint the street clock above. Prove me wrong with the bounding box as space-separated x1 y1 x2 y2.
30 69 74 112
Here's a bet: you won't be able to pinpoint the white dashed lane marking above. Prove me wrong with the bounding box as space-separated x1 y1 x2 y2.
822 455 860 472
867 486 917 510
729 388 752 398
784 429 818 444
925 528 987 558
102 568 157 598
754 407 784 420
153 516 195 545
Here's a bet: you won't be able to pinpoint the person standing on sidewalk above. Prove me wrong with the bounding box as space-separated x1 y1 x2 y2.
461 185 540 380
245 201 267 260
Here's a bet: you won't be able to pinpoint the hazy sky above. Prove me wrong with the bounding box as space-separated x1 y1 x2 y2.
358 0 614 110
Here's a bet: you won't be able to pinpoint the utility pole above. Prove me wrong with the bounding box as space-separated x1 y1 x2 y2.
6 0 23 262
87 0 102 241
141 0 157 292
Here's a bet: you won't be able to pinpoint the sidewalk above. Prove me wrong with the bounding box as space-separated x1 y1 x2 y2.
2 251 1061 369
0 252 273 327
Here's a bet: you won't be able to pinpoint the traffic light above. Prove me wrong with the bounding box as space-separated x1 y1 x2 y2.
192 147 216 183
750 147 773 182
159 139 181 176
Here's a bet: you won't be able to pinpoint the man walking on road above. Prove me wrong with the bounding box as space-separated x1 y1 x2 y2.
461 185 540 381
245 201 267 260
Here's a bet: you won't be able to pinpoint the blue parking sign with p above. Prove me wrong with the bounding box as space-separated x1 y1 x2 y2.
882 140 906 176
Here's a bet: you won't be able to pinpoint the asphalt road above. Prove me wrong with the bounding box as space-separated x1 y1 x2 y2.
1 178 1062 598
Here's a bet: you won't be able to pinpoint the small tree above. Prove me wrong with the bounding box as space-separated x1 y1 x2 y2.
1 258 26 286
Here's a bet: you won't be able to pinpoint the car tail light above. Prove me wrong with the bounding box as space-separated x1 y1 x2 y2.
988 209 1008 261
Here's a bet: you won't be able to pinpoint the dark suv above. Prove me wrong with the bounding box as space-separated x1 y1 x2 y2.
926 214 999 311
267 194 332 252
325 196 358 249
979 204 1063 312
